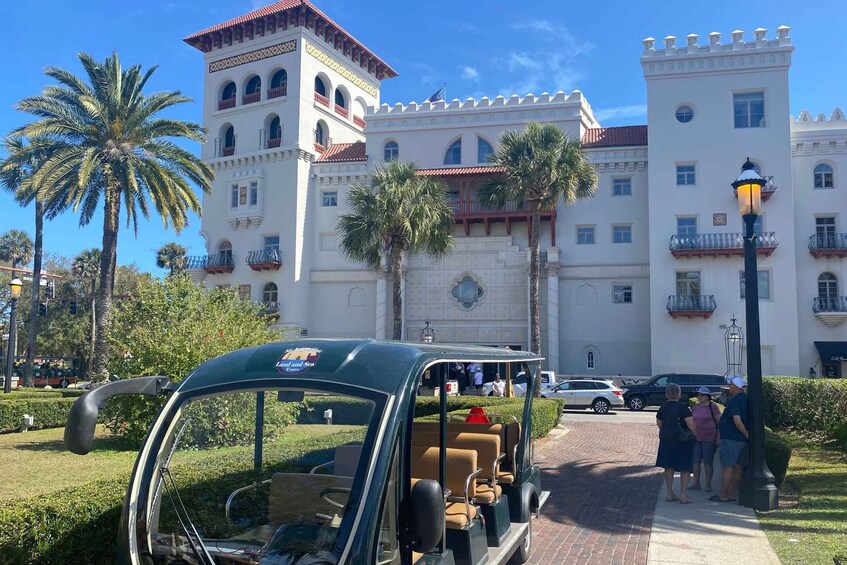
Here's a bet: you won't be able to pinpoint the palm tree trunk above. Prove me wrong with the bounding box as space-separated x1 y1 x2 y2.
93 186 119 383
89 279 96 381
529 208 542 397
24 202 44 388
391 245 403 340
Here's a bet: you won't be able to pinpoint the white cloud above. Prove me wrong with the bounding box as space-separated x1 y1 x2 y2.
593 104 648 122
462 66 480 82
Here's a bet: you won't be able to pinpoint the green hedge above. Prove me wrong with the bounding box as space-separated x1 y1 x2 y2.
297 396 373 425
764 431 793 488
3 390 63 399
763 377 847 448
0 398 76 434
415 397 563 439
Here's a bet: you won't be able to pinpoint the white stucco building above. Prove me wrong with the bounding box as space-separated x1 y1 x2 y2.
183 1 847 379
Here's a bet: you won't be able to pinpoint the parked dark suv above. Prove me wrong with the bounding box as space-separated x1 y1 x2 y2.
622 373 725 411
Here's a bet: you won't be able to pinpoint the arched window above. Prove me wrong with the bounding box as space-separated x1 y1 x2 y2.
218 241 233 265
221 125 235 156
444 139 461 165
478 137 494 163
245 76 261 94
334 88 346 109
263 282 278 304
384 141 399 161
221 81 236 101
269 116 281 141
586 350 595 370
819 272 839 299
814 163 834 189
269 69 287 98
315 122 326 146
315 76 327 97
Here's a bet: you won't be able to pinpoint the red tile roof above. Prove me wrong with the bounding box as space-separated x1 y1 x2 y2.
582 125 648 148
184 0 397 79
417 166 507 177
315 142 367 162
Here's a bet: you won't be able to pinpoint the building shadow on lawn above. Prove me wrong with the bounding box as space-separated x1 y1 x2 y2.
9 433 136 453
538 459 663 535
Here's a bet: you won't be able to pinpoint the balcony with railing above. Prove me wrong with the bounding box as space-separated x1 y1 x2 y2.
314 92 330 108
813 296 847 326
218 97 236 111
268 85 287 99
667 295 717 319
243 92 260 105
335 105 349 118
186 254 234 275
353 115 366 129
449 199 557 241
247 249 282 271
809 233 847 258
733 175 777 202
669 232 778 258
314 142 326 154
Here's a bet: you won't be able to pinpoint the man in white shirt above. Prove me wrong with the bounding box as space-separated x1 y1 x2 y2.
473 369 484 396
492 374 505 397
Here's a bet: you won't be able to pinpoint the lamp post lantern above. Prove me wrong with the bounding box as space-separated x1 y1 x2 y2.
3 278 23 394
724 316 744 381
420 319 435 343
731 158 778 510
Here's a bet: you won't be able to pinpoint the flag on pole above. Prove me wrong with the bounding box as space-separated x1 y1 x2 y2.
426 85 445 103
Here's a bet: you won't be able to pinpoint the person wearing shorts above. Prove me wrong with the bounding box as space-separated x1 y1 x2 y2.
690 387 721 492
473 370 484 395
710 377 749 503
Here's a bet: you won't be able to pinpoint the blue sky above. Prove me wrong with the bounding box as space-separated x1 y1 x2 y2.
1 0 844 275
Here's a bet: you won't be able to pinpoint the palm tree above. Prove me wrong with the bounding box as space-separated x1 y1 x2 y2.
338 160 454 340
0 136 68 387
0 229 33 269
14 52 215 382
478 123 597 396
73 248 101 380
156 242 187 276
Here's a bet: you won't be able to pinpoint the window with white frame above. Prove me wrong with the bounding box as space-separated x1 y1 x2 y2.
321 191 338 207
444 139 461 165
613 284 633 304
740 270 771 300
676 165 696 186
676 217 697 238
250 181 258 206
676 271 701 296
814 163 834 189
675 105 694 123
576 226 595 245
613 178 632 196
384 141 399 162
230 185 239 208
586 350 595 370
734 92 765 128
816 217 836 245
263 235 280 252
613 225 632 244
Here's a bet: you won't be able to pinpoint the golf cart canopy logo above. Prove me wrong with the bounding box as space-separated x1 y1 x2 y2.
276 347 321 374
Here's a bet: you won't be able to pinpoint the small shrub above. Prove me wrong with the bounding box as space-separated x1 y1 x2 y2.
297 396 373 425
0 398 76 434
830 421 847 450
764 431 793 488
763 377 847 445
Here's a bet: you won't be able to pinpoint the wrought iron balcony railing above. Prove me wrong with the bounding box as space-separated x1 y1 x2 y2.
268 85 287 99
247 249 282 271
808 233 847 258
667 295 717 318
186 254 234 274
813 297 847 313
669 232 778 258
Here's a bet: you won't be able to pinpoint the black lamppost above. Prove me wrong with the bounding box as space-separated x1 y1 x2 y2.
3 278 23 394
732 158 778 510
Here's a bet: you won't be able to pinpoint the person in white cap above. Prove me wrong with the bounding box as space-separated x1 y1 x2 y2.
710 377 749 503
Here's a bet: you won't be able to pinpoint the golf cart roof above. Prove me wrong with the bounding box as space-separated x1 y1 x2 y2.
176 339 543 396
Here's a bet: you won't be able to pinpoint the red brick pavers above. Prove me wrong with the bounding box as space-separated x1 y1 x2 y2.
529 422 662 564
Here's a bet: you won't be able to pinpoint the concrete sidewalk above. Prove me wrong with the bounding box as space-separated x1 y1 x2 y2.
647 473 781 564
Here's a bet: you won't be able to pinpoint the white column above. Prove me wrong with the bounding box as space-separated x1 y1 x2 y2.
375 272 387 340
546 264 560 374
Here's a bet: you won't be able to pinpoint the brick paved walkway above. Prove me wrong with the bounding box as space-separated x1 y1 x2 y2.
529 422 663 564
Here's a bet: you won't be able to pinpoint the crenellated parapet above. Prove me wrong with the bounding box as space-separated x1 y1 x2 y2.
791 108 846 129
366 90 598 131
641 26 793 77
791 108 847 154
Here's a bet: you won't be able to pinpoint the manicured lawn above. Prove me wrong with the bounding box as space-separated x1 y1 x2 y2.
0 424 365 500
758 435 847 565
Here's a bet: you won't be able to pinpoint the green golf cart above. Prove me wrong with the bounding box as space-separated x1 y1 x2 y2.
65 339 550 565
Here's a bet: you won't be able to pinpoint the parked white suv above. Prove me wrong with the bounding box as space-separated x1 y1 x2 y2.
482 370 557 397
542 379 625 414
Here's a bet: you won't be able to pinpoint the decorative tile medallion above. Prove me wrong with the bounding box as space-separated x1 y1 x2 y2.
713 213 727 226
209 40 297 73
305 41 378 97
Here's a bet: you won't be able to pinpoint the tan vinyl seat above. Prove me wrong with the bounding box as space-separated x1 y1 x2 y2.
410 446 480 530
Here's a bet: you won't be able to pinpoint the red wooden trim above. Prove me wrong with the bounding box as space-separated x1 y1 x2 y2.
671 247 777 259
315 92 330 107
353 115 366 128
668 310 714 319
242 92 260 105
268 85 287 99
222 146 235 156
218 98 236 110
335 105 349 118
810 249 847 259
314 142 325 153
248 262 282 272
268 137 281 148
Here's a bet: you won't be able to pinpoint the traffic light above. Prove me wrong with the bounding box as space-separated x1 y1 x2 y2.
39 303 47 317
46 280 55 300
69 300 78 315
